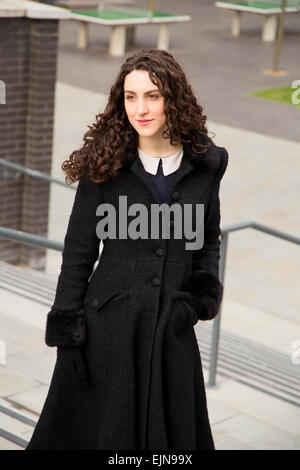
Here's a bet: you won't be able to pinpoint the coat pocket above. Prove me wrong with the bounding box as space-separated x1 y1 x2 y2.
179 298 199 326
84 290 129 315
169 297 197 333
170 289 199 327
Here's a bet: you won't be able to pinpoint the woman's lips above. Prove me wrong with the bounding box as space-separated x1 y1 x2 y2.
137 119 153 126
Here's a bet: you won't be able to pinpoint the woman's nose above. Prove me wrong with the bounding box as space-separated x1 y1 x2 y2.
137 99 148 114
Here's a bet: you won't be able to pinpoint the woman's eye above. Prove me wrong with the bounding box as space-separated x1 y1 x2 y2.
126 95 159 100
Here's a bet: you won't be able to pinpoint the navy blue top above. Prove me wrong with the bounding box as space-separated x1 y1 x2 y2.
143 158 180 204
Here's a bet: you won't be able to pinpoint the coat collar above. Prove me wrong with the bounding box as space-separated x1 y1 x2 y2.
120 131 217 174
119 132 219 204
137 146 183 175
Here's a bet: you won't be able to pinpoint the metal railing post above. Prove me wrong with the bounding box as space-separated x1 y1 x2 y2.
207 232 228 387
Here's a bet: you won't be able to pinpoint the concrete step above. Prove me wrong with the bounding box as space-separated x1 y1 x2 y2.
0 398 37 449
0 260 57 306
197 323 300 407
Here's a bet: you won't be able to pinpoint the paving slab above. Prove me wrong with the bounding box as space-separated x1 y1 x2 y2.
0 411 33 437
206 379 300 437
212 413 300 450
216 436 256 450
8 385 50 416
0 436 22 450
0 397 38 422
0 367 40 398
221 298 300 355
6 349 56 385
206 400 240 426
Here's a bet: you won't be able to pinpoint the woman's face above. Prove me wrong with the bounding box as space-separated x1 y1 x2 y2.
124 70 166 138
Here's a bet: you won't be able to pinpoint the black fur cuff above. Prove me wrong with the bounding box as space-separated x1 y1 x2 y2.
45 307 86 347
185 271 224 321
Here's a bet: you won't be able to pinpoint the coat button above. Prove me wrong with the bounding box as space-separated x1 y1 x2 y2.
171 191 180 201
92 299 99 307
156 248 164 257
152 277 161 286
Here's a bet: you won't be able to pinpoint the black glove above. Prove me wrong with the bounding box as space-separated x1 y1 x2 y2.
176 271 224 321
56 345 89 385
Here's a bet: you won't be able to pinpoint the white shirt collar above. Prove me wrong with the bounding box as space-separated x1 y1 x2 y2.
137 146 183 176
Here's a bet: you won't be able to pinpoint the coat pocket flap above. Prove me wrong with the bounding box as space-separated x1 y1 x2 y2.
84 290 128 312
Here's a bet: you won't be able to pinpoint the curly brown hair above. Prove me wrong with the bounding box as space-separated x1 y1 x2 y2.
62 48 213 184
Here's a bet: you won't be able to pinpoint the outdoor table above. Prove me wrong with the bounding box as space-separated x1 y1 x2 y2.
69 6 191 56
215 1 300 41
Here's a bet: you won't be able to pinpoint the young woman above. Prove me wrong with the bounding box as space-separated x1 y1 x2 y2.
26 48 228 451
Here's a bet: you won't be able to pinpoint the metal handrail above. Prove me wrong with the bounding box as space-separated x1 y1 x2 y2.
0 226 63 251
208 221 300 387
1 220 299 387
0 158 75 190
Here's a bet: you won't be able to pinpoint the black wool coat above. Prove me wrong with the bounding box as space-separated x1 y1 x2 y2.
26 133 229 450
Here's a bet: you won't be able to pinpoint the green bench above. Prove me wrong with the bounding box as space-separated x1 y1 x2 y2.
64 5 191 56
215 1 300 41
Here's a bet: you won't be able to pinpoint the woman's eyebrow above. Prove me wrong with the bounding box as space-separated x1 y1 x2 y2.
124 89 160 94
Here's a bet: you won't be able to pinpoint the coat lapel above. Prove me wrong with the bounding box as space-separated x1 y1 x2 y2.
121 132 217 204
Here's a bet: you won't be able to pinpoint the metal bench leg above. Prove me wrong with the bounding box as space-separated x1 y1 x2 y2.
262 14 278 42
157 24 170 50
109 26 126 56
78 22 88 49
126 26 136 47
231 11 241 37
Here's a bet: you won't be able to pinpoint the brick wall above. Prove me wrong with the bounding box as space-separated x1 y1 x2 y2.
0 17 59 270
